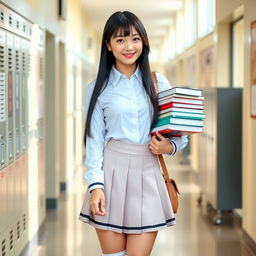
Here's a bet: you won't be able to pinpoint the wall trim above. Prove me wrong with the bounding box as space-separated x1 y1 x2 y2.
242 229 256 255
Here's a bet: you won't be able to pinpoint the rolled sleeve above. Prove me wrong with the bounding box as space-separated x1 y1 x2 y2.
83 81 106 192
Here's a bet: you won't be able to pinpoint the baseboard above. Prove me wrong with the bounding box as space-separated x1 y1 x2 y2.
242 229 256 256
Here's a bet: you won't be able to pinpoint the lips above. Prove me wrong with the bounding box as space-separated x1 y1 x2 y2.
123 53 135 58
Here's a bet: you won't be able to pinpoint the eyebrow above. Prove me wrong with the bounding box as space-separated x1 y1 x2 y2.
113 33 140 38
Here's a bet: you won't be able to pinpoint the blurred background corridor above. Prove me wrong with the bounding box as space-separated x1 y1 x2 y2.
0 0 256 255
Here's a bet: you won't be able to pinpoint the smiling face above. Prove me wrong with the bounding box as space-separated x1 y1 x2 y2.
106 26 143 70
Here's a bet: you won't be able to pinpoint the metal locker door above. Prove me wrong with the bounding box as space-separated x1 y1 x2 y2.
0 28 7 169
0 28 8 238
6 31 14 163
20 37 29 241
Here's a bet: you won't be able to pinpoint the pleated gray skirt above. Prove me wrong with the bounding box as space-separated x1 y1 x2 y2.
79 139 176 234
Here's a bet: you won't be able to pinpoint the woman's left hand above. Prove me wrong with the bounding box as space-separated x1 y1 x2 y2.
149 131 174 155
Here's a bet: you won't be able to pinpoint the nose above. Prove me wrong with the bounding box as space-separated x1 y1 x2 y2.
125 40 134 51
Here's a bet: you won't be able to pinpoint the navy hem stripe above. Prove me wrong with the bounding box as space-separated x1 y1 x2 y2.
88 182 104 189
79 213 175 230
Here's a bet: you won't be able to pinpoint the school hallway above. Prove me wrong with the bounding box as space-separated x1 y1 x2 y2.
1 0 256 255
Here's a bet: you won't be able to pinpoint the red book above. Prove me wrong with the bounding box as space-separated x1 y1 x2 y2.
151 128 198 137
159 102 204 110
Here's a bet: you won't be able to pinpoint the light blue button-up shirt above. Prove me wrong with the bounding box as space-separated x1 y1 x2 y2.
84 65 188 192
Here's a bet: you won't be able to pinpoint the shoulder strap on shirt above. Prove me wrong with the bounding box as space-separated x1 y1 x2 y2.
151 72 173 186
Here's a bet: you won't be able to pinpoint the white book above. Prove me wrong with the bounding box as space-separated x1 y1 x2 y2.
159 97 203 106
159 111 205 119
158 86 202 98
159 107 204 114
169 117 203 127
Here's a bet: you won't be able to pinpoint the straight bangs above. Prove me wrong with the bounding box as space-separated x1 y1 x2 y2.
112 24 133 38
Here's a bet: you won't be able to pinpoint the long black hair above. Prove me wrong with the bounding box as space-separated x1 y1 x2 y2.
84 11 158 146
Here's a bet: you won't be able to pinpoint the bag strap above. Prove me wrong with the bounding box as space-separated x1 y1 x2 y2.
151 72 172 185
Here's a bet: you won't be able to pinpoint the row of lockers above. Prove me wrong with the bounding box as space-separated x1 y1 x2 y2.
0 2 46 256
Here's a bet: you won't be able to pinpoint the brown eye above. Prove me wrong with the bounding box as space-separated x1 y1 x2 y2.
116 39 124 43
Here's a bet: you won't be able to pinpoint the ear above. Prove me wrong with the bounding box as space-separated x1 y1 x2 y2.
105 40 112 51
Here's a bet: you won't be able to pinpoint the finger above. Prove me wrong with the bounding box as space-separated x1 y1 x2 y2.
156 131 167 141
91 200 100 212
151 135 160 145
95 209 105 216
92 204 105 216
100 198 106 214
149 143 155 150
149 144 158 153
149 145 157 154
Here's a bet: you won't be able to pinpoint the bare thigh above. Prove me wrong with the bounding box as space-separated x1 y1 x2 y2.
95 228 127 254
126 232 158 256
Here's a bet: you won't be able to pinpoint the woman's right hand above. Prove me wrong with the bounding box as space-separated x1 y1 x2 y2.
90 188 106 216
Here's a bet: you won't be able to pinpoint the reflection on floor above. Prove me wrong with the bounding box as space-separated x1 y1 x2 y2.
22 152 252 256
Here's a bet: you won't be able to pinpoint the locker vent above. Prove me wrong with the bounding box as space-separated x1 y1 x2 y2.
0 11 4 22
0 72 6 123
9 230 13 251
23 23 26 33
16 20 20 30
17 221 20 240
0 45 4 70
8 15 12 27
1 238 6 256
15 50 19 71
28 53 31 72
8 48 12 70
39 56 43 79
23 214 26 231
22 52 25 72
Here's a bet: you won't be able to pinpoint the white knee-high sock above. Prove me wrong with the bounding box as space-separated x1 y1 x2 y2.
102 250 126 256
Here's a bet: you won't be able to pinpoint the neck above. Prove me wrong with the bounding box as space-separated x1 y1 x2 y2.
115 62 137 78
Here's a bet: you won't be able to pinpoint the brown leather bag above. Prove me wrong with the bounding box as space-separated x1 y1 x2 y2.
152 72 180 214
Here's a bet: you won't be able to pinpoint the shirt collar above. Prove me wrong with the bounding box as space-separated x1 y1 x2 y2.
108 65 142 87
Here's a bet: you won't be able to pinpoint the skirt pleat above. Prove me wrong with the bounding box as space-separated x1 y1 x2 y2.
79 139 176 234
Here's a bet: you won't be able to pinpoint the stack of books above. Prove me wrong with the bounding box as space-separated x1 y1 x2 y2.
151 86 205 137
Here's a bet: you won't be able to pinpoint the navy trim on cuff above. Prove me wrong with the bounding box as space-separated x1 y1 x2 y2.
88 182 104 189
170 141 177 155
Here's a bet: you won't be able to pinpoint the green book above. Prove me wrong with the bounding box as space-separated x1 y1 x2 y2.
158 111 205 120
155 117 204 128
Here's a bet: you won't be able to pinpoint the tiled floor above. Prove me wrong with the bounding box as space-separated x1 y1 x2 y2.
22 153 252 256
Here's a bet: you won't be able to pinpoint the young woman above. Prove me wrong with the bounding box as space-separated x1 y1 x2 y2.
79 11 188 256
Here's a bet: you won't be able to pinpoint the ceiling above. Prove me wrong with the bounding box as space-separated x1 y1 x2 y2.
80 0 183 47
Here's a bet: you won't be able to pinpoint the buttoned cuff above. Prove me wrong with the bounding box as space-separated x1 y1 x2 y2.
88 182 104 193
